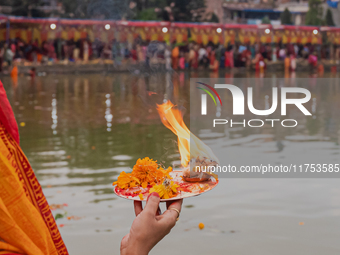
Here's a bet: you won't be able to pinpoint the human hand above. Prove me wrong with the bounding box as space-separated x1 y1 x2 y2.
120 192 183 255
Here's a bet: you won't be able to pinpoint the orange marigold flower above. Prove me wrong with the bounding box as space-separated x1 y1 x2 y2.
113 171 140 189
113 157 173 190
132 157 172 188
149 177 179 199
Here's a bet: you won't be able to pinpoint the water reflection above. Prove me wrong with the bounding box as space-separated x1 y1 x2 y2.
51 95 58 135
105 94 112 132
2 71 340 254
2 71 340 188
3 73 188 192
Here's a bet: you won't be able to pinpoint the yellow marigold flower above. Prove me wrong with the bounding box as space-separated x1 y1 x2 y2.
113 171 140 189
138 194 143 200
149 177 179 199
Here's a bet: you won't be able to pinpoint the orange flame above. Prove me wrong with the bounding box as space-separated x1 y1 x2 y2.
157 101 219 167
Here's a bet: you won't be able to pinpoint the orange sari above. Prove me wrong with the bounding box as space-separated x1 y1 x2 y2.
0 81 68 255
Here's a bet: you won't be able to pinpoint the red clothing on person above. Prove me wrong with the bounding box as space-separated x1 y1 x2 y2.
131 49 137 61
224 51 234 68
209 51 216 66
0 81 19 143
192 51 199 69
0 81 69 254
308 54 318 67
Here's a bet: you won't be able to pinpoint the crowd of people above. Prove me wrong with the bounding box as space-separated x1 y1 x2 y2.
0 35 333 73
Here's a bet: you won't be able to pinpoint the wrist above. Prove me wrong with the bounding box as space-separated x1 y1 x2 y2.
121 240 149 255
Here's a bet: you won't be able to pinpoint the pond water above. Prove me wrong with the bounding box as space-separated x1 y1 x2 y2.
2 70 340 255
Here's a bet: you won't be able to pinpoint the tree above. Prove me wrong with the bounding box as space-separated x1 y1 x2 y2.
172 0 207 22
325 8 335 26
130 0 168 20
280 8 293 25
3 0 132 19
261 16 271 24
60 0 134 19
133 0 207 22
61 0 82 18
85 0 131 19
134 0 167 12
305 0 323 26
135 8 159 21
209 12 220 23
2 0 47 17
3 0 209 21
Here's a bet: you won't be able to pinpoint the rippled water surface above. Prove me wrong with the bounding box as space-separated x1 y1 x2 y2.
3 71 340 255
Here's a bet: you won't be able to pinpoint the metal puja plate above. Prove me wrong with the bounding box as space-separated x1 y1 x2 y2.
113 170 219 201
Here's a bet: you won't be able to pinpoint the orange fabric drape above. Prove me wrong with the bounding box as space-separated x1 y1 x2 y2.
0 82 68 255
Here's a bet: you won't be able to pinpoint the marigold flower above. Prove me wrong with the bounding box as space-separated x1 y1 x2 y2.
112 158 173 190
131 157 172 188
113 171 140 189
198 222 205 230
149 177 179 199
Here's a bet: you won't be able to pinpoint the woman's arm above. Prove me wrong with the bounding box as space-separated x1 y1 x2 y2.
121 192 183 255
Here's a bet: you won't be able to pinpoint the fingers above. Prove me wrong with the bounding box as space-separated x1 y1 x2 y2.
120 233 130 252
156 206 161 216
166 199 183 213
135 195 162 217
158 208 178 228
158 199 183 226
134 200 143 216
144 192 160 216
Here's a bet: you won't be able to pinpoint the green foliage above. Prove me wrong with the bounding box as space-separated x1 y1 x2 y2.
280 8 293 25
134 0 167 11
172 0 207 22
135 8 159 21
3 0 45 17
3 0 208 21
261 16 271 24
131 0 208 22
209 12 220 23
3 0 132 19
305 0 323 25
61 0 82 18
325 8 335 26
85 0 131 19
